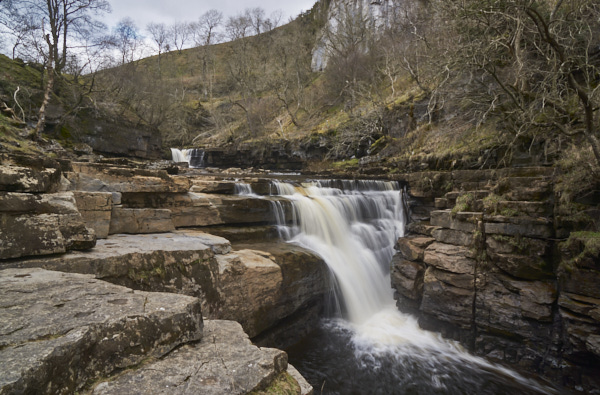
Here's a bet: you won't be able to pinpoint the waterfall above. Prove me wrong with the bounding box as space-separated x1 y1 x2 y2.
274 179 405 324
234 181 255 196
170 148 205 168
274 179 556 394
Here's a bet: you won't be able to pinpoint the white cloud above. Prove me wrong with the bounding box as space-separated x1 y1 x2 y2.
103 0 317 31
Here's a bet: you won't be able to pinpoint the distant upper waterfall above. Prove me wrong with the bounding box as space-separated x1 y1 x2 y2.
170 148 205 168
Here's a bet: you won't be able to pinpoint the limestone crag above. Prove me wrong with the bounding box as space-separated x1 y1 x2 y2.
0 157 96 259
7 231 329 343
392 167 600 391
0 155 319 394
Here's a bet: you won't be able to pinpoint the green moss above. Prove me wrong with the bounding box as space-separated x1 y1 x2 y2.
452 193 475 215
499 208 519 217
482 193 502 215
569 232 600 256
559 232 600 272
331 158 359 168
491 234 531 253
248 371 301 395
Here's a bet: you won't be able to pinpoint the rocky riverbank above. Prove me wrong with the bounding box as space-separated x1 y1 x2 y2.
391 167 600 393
1 153 320 394
1 150 598 393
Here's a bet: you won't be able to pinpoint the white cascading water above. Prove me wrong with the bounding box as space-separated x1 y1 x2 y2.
170 148 205 168
273 179 556 393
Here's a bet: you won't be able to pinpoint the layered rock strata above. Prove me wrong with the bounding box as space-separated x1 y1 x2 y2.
392 167 600 392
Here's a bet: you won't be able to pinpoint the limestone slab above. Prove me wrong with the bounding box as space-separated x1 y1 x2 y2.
73 192 113 238
109 207 175 234
423 242 476 275
0 165 60 193
91 320 288 395
0 268 203 394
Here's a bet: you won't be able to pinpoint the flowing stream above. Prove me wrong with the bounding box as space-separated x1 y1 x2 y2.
268 180 556 395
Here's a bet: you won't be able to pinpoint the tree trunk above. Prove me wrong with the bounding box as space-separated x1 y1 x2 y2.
33 34 55 140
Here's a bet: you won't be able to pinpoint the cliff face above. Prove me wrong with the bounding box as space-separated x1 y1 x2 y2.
392 167 600 392
311 0 406 71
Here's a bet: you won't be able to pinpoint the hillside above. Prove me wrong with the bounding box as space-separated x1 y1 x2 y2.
0 0 598 203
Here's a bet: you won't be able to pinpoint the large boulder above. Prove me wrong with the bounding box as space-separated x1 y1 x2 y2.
0 268 203 394
91 320 310 395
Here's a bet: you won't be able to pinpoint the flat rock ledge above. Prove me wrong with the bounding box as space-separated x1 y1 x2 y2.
0 268 203 395
92 320 313 395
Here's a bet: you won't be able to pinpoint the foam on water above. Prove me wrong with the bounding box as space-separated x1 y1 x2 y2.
273 179 556 394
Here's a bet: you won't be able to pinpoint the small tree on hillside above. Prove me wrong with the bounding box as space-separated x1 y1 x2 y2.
2 0 111 139
111 17 142 65
169 21 192 54
147 22 168 75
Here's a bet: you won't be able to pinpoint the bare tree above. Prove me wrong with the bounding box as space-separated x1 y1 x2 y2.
192 9 223 99
146 22 168 74
169 21 192 54
193 9 223 47
433 0 600 166
322 1 378 111
111 17 142 65
3 0 110 139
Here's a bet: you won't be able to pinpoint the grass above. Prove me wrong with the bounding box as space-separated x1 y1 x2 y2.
0 114 44 156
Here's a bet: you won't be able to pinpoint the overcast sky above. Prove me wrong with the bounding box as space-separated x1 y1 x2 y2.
102 0 317 31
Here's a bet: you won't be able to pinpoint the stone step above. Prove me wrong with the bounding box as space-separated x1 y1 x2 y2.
6 231 231 296
118 192 293 228
7 232 328 344
484 215 554 239
66 162 191 194
0 268 203 394
483 200 553 218
91 320 312 395
438 190 491 209
430 210 482 232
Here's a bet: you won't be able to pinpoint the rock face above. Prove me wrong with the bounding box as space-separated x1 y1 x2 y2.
312 0 405 71
0 268 203 394
203 143 305 170
0 156 97 259
91 320 299 395
392 167 600 392
77 118 162 159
